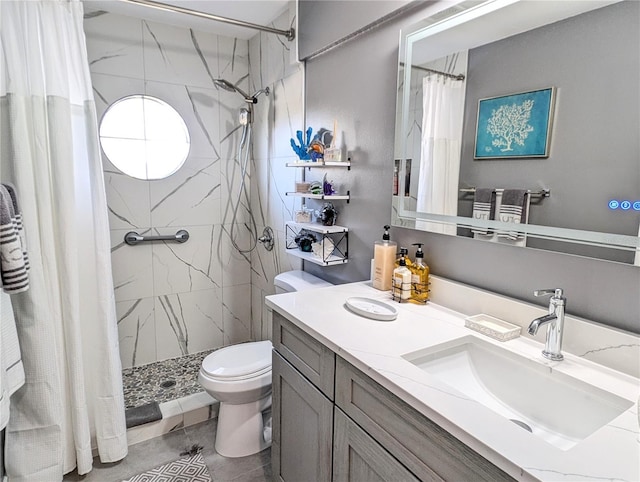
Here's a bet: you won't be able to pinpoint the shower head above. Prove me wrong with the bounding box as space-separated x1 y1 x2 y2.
214 78 269 104
213 78 253 103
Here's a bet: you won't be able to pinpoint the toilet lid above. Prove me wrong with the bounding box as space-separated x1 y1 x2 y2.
202 340 272 379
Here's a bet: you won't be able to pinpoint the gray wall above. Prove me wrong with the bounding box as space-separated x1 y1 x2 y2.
301 1 639 334
457 2 639 264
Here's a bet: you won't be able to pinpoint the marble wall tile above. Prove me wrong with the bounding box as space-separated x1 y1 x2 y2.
103 169 152 230
217 36 250 93
142 20 220 89
90 73 146 127
144 80 222 160
218 225 252 287
110 229 154 302
248 8 299 93
117 297 156 369
222 284 253 345
152 224 222 296
154 289 224 360
84 12 144 79
150 156 221 228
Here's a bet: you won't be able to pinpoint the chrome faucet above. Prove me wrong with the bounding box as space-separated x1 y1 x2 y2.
528 288 566 361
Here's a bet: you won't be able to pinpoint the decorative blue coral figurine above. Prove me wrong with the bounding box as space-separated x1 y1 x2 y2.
290 127 313 160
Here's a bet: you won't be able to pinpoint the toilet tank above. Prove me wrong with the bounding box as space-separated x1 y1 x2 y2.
274 270 333 294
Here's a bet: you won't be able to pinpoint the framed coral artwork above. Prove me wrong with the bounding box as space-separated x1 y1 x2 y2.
474 87 556 159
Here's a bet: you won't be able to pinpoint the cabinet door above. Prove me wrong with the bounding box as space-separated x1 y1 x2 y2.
272 351 333 482
333 408 423 482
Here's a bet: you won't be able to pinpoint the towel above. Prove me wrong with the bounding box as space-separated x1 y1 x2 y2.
2 184 29 273
496 189 529 240
0 185 29 293
471 188 496 235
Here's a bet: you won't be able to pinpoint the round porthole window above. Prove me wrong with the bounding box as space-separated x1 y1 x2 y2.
99 95 190 180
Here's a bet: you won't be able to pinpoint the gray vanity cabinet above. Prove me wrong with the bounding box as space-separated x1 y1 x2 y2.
272 311 516 482
272 312 335 482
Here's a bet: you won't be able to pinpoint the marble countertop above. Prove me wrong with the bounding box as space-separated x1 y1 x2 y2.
266 279 640 482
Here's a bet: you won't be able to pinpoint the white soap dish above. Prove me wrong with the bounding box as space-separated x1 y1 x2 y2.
464 314 521 341
345 297 398 321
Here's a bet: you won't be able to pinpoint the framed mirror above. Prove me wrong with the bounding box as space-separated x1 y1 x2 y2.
392 0 639 266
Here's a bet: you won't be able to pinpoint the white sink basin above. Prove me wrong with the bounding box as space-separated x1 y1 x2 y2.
402 336 633 450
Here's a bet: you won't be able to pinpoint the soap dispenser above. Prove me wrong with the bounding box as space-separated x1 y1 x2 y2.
395 247 412 268
373 225 397 291
409 243 429 303
392 252 411 300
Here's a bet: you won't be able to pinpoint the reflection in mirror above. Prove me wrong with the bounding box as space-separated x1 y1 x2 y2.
392 0 639 266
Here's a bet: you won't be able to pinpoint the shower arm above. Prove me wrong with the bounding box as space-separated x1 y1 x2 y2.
118 0 295 41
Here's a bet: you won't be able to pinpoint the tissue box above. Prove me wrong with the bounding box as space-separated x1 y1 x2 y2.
464 314 521 341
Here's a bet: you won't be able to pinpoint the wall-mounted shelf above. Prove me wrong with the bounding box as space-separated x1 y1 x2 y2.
286 161 351 170
285 191 350 203
285 222 348 266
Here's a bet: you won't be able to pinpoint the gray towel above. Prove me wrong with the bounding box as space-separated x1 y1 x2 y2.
497 189 529 240
125 401 162 428
0 185 29 293
471 188 496 235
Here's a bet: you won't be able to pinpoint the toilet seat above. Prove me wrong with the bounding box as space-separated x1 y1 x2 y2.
202 340 272 381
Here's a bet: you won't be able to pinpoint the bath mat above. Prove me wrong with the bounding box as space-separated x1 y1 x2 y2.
125 401 162 428
123 453 212 482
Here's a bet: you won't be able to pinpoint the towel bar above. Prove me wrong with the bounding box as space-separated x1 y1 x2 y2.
459 188 550 199
124 230 189 246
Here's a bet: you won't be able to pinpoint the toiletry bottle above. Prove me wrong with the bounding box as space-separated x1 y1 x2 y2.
410 243 429 303
373 225 397 291
393 253 411 300
395 247 412 269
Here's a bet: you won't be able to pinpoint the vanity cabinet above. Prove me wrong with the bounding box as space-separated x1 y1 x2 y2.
272 312 336 482
271 311 515 482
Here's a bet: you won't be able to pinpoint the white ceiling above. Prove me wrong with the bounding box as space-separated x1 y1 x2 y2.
82 0 290 39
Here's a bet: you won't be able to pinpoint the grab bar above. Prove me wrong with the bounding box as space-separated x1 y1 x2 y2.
124 229 190 246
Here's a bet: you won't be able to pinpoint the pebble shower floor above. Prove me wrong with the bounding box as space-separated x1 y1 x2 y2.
122 350 212 409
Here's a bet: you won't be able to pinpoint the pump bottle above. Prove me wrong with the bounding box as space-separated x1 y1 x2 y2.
409 243 429 303
393 253 411 300
372 225 397 291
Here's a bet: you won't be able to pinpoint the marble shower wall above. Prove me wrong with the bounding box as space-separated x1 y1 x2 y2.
84 12 254 368
249 4 304 342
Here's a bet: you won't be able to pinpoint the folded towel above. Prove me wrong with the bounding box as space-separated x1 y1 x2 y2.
2 184 29 273
496 189 529 240
125 402 163 428
0 186 29 293
471 188 496 235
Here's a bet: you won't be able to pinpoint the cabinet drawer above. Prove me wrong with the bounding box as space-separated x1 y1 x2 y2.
335 357 516 482
273 311 335 399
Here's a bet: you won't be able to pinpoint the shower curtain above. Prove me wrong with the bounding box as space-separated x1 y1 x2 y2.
416 74 465 234
0 1 127 478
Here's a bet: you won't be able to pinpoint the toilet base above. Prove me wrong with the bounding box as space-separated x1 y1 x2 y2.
215 395 272 458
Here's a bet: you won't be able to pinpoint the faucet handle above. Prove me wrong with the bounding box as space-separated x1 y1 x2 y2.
534 288 564 299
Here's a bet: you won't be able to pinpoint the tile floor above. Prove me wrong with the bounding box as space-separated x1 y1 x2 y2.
63 418 272 482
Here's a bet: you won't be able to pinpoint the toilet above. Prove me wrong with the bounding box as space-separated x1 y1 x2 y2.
198 270 333 457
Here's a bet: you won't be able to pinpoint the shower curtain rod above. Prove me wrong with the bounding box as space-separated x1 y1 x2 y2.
119 0 295 41
400 62 465 81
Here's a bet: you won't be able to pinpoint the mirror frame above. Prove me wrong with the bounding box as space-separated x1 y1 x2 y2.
393 0 640 258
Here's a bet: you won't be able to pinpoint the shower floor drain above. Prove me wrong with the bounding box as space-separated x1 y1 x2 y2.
160 380 177 389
